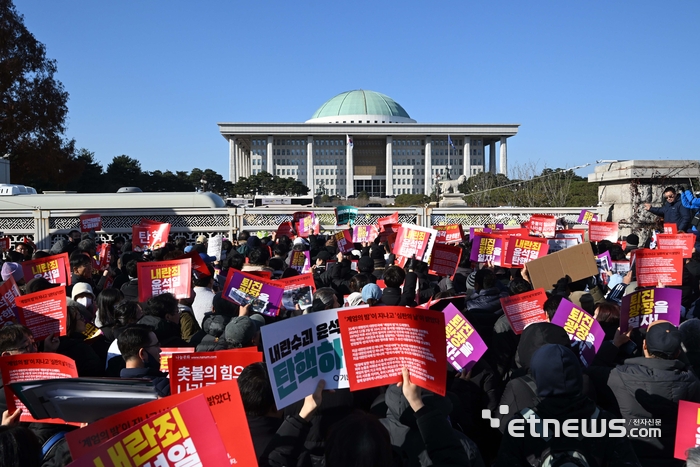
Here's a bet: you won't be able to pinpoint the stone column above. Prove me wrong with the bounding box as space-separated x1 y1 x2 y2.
307 136 314 192
500 137 507 176
229 138 236 182
424 137 432 196
385 136 393 196
463 137 471 177
346 136 354 197
489 142 496 174
267 136 274 175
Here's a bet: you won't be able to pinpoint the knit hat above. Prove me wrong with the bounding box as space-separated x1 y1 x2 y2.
358 256 375 273
1 262 23 283
361 283 383 303
316 251 332 261
247 236 262 249
224 316 260 346
625 234 639 247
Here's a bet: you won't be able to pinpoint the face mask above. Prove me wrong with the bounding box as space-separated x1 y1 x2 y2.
76 297 92 308
143 351 161 372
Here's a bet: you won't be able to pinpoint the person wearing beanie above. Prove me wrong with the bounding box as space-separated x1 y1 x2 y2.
624 234 640 253
0 262 24 286
224 316 261 348
357 256 377 284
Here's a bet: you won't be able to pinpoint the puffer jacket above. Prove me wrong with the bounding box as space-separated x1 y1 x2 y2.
193 312 235 352
466 287 508 314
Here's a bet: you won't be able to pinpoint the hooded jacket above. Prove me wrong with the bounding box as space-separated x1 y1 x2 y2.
466 287 508 314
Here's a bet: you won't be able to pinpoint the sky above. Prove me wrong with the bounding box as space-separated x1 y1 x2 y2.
14 1 700 180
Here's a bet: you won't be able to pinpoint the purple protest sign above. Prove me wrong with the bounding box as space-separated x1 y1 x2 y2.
289 250 311 274
222 269 284 317
469 227 492 238
443 304 487 371
577 209 598 225
550 299 605 367
469 234 503 264
484 223 504 230
620 288 681 332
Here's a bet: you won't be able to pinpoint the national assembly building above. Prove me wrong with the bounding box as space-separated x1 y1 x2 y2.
218 90 519 198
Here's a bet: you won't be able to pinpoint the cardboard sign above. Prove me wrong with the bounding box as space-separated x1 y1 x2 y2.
132 219 170 251
15 287 67 340
635 248 684 287
21 252 70 286
290 250 311 274
206 235 223 261
222 269 284 317
656 233 695 258
504 236 549 268
337 306 447 396
0 353 78 423
526 242 599 291
276 221 295 239
470 233 505 264
334 229 354 253
377 212 399 232
137 259 192 302
550 299 605 367
279 273 316 312
294 211 319 237
588 221 619 242
159 348 193 373
169 349 263 394
674 400 700 460
577 210 598 225
352 225 379 243
65 380 256 466
527 215 557 238
433 224 465 244
620 288 682 332
428 243 462 276
79 214 102 232
393 224 437 262
443 304 487 372
499 288 548 335
0 276 21 326
335 205 359 226
664 223 678 234
262 307 353 409
67 395 230 467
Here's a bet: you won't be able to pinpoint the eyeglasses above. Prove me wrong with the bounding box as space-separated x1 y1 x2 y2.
8 340 37 353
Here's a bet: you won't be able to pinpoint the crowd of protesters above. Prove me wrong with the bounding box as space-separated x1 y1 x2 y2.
2 187 700 466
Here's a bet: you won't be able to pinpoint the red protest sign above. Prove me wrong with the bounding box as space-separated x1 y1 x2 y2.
428 243 462 276
132 219 170 251
65 380 256 466
499 288 548 335
433 224 465 244
79 214 102 232
674 400 700 460
67 395 230 467
656 233 696 258
169 349 263 394
0 276 21 326
94 243 111 272
21 253 70 286
334 229 354 253
178 250 211 277
15 287 67 340
527 215 556 238
276 221 295 239
635 248 684 287
0 237 11 251
337 306 447 395
588 221 619 242
504 236 549 268
0 353 78 424
377 212 399 232
393 225 436 262
159 348 194 373
137 259 192 302
664 223 678 234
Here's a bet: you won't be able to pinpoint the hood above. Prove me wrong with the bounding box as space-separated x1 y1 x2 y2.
384 383 452 428
530 344 583 398
516 322 571 370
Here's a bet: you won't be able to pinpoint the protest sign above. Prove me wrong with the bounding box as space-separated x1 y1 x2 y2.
0 276 20 327
0 237 10 251
15 287 67 340
620 288 682 332
159 348 193 373
596 251 612 278
504 236 549 268
334 229 355 253
527 215 557 238
66 380 256 465
67 395 230 467
550 299 605 367
132 219 170 251
222 269 284 316
674 400 700 460
379 223 400 241
428 244 462 276
377 212 399 231
79 214 102 232
611 260 631 275
588 221 619 242
352 224 379 243
443 304 487 372
335 205 359 226
393 224 437 263
276 221 295 239
470 233 505 264
94 243 111 272
469 227 491 238
262 307 354 409
169 349 263 394
294 211 319 237
21 253 70 286
0 353 77 423
178 250 210 277
635 248 684 287
664 223 678 234
485 223 505 230
137 259 192 302
656 233 695 258
206 234 223 260
526 242 598 291
278 273 315 312
290 250 312 273
499 288 548 335
433 224 465 244
337 306 447 395
577 209 598 225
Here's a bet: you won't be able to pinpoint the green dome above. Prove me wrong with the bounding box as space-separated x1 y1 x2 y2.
308 90 413 121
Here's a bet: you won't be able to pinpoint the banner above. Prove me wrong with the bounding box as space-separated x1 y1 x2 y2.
635 248 684 287
620 288 682 332
65 380 256 466
334 229 354 253
169 349 263 394
433 224 465 244
550 299 605 367
132 219 170 251
674 400 700 460
503 236 549 268
527 215 556 238
15 287 67 340
499 288 548 335
656 233 695 258
577 209 598 225
377 212 399 232
664 223 678 234
335 205 359 226
21 253 70 286
222 269 284 316
470 233 505 264
262 307 353 409
79 214 102 232
206 235 223 261
588 221 619 242
279 273 316 313
0 276 21 327
0 353 77 424
443 304 487 372
352 224 379 243
137 259 192 302
293 211 319 237
393 224 437 262
290 250 311 273
428 244 462 276
337 306 447 396
67 395 230 467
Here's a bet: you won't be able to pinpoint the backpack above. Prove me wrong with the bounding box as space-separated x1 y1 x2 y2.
691 210 700 228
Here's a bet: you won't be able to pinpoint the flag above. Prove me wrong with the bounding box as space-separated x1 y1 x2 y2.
347 135 353 149
448 135 456 151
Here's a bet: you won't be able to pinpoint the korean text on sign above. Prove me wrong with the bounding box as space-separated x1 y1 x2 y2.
150 265 181 297
509 238 543 265
621 288 681 332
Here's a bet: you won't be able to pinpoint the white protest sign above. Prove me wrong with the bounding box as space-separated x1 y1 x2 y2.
207 235 223 260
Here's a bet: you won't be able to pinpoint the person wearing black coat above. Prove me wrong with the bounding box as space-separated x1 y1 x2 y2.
381 266 419 307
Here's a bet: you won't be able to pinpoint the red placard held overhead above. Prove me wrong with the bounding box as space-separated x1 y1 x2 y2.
334 229 354 253
79 214 102 232
433 224 465 244
393 225 436 262
21 253 70 286
588 221 619 242
377 212 399 232
276 221 295 239
527 215 557 238
132 219 170 251
15 287 67 340
656 233 696 258
337 306 446 395
663 223 678 234
499 288 548 335
352 225 379 243
137 259 192 302
504 236 549 268
428 243 462 276
635 248 684 287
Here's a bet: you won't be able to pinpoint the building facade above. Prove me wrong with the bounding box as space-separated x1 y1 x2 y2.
218 90 519 197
